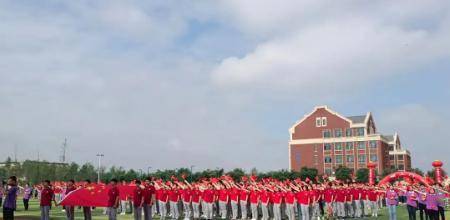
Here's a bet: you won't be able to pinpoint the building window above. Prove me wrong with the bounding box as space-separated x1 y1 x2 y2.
389 145 394 151
335 155 343 164
345 142 354 150
370 155 378 162
346 128 352 137
357 141 366 150
314 145 318 152
325 168 332 175
398 164 405 170
390 165 396 170
323 130 331 138
321 117 327 127
389 155 395 160
324 156 332 163
398 155 404 160
358 155 366 163
356 127 365 136
316 117 322 127
334 142 343 151
369 140 377 148
346 155 354 163
324 143 332 151
334 129 342 137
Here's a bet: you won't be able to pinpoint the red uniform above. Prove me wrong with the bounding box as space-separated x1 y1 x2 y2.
133 186 144 207
191 189 200 203
182 189 192 203
240 190 248 202
260 190 270 204
144 185 156 205
40 188 54 206
218 189 229 202
107 186 120 207
285 191 295 204
335 189 346 203
296 191 309 205
202 189 214 203
351 188 361 200
229 187 239 202
272 192 283 204
323 188 334 203
249 190 259 204
168 189 179 202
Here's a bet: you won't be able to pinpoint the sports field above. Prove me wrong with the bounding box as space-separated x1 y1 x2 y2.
2 199 448 220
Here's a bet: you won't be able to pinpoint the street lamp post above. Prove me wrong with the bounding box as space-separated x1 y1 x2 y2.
147 166 152 176
96 154 104 183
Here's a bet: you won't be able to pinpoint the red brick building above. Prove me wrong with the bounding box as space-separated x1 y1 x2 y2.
289 106 412 175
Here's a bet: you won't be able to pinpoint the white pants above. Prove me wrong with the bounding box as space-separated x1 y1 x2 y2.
250 203 258 220
170 201 179 219
353 200 362 218
192 202 200 219
311 203 320 218
285 203 295 220
300 204 309 220
121 200 128 214
363 200 370 216
370 201 379 216
183 202 191 219
203 202 213 219
261 203 269 220
240 201 248 219
231 201 239 219
219 201 227 219
337 202 345 218
272 204 281 220
159 201 167 219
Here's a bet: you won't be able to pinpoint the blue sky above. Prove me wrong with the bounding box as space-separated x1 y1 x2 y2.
0 0 449 172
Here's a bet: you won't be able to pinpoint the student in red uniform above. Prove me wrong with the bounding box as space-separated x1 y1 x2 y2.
191 184 201 219
284 187 296 220
335 184 346 219
344 184 353 218
168 185 180 219
323 183 334 218
64 179 76 220
157 185 169 219
133 180 145 220
271 188 283 220
218 185 229 219
107 179 120 220
143 178 156 220
180 183 192 220
239 185 249 220
260 188 270 220
40 180 57 220
310 185 322 220
229 185 240 220
201 183 215 220
249 186 260 220
368 186 380 217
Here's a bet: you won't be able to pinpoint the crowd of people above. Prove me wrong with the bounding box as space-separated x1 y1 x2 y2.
1 175 449 220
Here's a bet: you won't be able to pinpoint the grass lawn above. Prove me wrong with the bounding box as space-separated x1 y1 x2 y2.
1 199 448 220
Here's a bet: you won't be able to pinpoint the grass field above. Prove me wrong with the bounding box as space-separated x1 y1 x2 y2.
1 199 448 220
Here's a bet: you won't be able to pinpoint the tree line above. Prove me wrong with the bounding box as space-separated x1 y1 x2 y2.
0 157 433 185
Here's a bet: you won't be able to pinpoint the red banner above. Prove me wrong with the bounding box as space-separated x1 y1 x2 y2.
60 184 135 207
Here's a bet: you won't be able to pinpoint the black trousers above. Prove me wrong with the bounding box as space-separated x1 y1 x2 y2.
419 203 429 220
23 198 29 210
438 206 445 220
3 207 15 220
428 210 439 220
408 205 418 220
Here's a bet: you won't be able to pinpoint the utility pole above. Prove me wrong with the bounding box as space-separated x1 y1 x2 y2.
96 154 104 183
60 138 68 163
14 144 18 162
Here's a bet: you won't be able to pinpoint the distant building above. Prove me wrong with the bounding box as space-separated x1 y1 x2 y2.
289 106 412 175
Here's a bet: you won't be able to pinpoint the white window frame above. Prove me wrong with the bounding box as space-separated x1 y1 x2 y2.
316 117 322 127
321 117 327 127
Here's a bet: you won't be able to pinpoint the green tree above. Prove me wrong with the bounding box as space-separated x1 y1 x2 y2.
299 167 318 181
356 168 369 183
226 168 246 182
335 166 352 182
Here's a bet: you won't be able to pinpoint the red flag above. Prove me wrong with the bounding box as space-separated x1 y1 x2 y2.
60 184 135 207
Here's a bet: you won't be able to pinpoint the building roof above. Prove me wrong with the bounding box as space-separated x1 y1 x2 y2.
383 135 395 142
347 115 366 124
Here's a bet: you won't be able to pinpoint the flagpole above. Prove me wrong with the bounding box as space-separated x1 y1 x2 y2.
96 153 104 183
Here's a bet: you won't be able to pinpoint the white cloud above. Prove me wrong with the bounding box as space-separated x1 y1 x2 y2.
212 1 450 96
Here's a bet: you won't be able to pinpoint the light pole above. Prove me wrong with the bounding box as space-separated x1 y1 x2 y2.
96 154 104 183
147 166 152 176
138 169 143 179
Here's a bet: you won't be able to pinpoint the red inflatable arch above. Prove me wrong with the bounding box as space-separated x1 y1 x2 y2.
378 171 429 186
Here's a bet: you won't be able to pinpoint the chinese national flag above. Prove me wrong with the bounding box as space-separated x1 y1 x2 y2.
60 184 135 207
